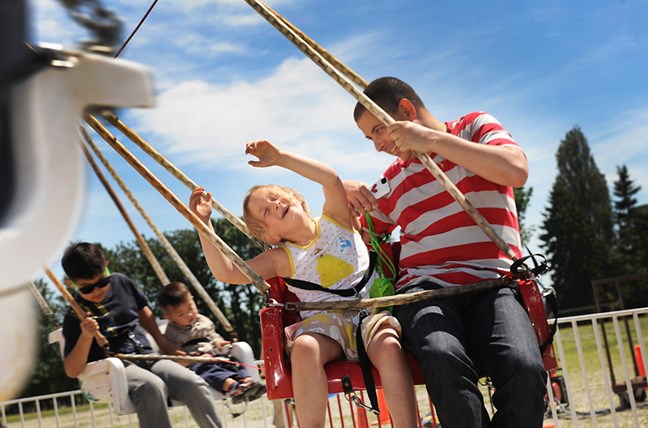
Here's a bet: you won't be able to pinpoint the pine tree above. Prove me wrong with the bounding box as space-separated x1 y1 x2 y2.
610 166 648 305
613 164 641 233
541 127 613 313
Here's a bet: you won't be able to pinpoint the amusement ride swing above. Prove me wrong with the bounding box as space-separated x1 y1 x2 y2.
73 3 559 426
6 0 561 424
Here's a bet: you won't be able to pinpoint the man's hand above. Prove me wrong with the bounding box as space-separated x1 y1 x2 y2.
246 139 282 168
189 187 213 224
343 180 377 214
389 120 436 154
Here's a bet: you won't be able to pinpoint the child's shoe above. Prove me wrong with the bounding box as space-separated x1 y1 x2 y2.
229 380 266 403
244 381 267 402
226 381 249 405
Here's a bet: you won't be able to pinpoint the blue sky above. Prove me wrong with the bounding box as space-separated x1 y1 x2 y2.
31 0 648 271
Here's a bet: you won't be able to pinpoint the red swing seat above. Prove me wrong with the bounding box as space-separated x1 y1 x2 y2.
260 243 558 400
261 276 425 400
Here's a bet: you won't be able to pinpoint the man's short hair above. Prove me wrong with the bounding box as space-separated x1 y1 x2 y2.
61 241 106 280
353 77 425 122
157 281 191 309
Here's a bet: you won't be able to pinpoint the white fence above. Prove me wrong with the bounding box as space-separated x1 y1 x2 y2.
544 307 648 428
2 307 648 428
0 389 275 428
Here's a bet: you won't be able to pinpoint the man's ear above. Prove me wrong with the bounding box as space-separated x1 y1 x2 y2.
398 98 418 120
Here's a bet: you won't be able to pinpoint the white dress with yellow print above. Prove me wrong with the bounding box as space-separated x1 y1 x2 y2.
282 215 400 360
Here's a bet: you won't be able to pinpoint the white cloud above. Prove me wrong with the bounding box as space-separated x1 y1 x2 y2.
222 13 264 27
132 55 386 176
590 109 648 170
172 33 246 55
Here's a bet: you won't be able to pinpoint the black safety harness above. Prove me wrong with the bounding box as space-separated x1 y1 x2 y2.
282 251 384 415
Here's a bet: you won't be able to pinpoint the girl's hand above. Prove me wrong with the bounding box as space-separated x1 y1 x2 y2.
189 187 213 224
246 139 282 168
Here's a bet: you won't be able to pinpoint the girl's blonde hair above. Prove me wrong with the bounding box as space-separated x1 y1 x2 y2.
243 184 309 243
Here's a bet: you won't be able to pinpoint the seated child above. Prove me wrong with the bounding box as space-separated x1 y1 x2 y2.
61 243 222 428
189 139 418 428
157 281 266 404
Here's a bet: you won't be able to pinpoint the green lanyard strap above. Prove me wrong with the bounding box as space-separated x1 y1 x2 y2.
364 212 397 280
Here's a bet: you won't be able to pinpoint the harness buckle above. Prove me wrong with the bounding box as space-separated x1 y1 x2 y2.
265 298 297 311
341 375 380 415
347 393 381 415
284 301 297 311
265 298 281 307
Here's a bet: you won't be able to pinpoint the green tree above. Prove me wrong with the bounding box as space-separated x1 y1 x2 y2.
540 127 613 313
612 165 642 254
555 127 614 245
610 167 648 306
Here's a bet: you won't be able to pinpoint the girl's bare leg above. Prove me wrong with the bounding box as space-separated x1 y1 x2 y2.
367 325 418 428
291 333 343 428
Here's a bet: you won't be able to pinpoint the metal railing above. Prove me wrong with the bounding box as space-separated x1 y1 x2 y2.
0 389 274 428
545 307 648 427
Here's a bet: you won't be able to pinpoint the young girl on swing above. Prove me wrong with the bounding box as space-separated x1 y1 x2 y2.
190 139 417 428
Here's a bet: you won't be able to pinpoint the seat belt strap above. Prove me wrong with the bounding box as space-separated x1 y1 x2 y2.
282 252 376 297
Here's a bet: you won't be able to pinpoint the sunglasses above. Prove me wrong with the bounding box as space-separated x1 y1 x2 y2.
73 268 112 295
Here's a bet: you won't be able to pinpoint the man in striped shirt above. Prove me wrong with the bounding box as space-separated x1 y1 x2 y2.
344 77 547 428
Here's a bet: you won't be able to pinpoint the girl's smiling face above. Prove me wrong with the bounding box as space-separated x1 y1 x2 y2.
246 186 309 245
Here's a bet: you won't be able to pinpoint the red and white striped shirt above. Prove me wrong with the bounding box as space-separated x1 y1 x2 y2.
363 112 523 289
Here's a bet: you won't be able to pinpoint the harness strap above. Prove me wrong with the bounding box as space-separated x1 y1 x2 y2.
282 251 380 413
281 251 377 297
540 289 559 354
356 310 381 415
510 252 548 277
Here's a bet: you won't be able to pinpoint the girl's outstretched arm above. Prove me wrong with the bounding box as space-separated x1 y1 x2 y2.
189 187 287 282
246 140 352 228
